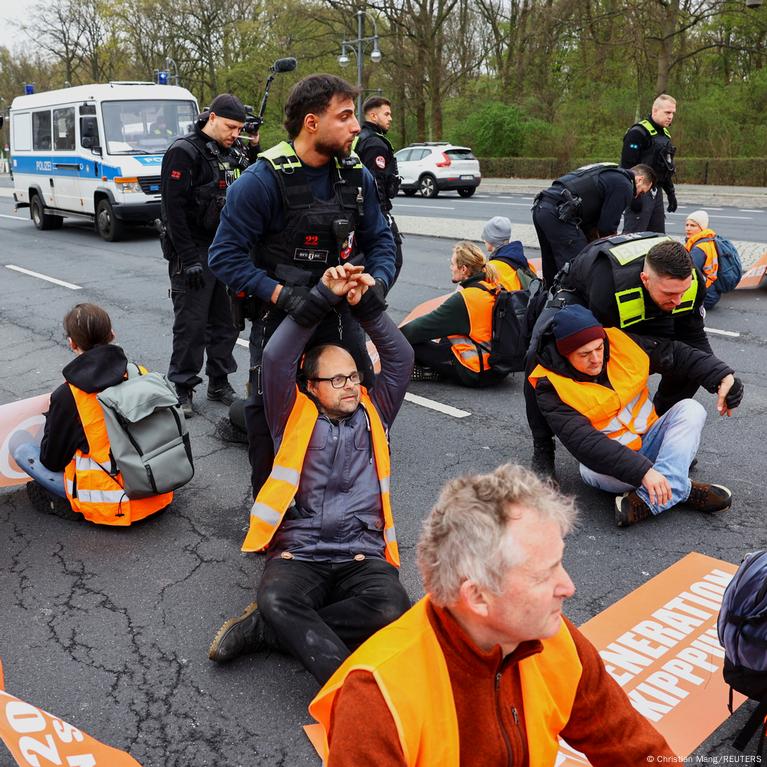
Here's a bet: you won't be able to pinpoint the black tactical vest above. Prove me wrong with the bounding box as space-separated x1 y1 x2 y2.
553 163 633 228
256 141 365 288
635 119 676 184
353 124 400 210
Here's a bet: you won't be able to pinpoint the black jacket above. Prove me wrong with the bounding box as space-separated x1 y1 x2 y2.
620 115 676 198
533 331 733 486
355 121 398 212
40 345 129 472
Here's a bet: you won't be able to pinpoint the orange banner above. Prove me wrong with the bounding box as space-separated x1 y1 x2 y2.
557 552 741 764
0 659 143 767
0 394 50 488
736 251 767 290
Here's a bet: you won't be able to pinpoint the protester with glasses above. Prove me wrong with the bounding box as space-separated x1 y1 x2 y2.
209 264 414 686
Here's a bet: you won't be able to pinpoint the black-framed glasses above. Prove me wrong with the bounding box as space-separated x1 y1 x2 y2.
309 371 362 389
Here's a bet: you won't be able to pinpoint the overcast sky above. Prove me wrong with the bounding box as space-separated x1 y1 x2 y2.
0 4 32 52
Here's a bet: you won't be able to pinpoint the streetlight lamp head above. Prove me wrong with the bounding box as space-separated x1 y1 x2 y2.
339 52 350 67
370 47 382 64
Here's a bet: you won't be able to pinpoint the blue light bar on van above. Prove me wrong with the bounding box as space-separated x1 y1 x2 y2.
157 71 169 85
24 83 34 95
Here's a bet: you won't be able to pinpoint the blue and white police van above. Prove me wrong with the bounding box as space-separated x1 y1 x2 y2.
10 82 198 241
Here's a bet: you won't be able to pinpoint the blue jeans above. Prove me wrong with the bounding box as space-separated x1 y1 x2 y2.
579 399 707 515
11 441 67 498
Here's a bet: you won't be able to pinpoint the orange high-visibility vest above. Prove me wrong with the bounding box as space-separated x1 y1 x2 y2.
64 384 173 526
489 259 537 292
309 596 582 767
685 229 719 288
448 281 496 373
241 387 399 566
528 327 659 451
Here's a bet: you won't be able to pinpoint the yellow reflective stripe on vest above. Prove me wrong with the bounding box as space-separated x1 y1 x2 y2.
639 119 657 136
671 269 698 314
615 287 646 328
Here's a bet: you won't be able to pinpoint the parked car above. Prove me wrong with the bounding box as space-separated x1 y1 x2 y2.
395 142 481 198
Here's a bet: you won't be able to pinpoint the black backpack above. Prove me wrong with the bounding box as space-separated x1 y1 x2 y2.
477 278 543 376
717 550 767 755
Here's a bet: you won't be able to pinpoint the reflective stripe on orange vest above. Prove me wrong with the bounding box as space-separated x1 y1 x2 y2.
309 596 582 767
528 327 658 451
685 229 719 288
448 280 496 373
65 383 173 526
242 387 399 566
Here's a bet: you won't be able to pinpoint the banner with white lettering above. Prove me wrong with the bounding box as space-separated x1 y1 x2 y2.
0 659 143 767
556 552 741 764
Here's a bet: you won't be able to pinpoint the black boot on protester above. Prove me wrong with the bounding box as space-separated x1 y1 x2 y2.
175 386 194 419
208 602 266 663
26 481 80 522
683 481 732 513
207 378 237 406
615 491 654 528
531 440 556 481
214 417 248 445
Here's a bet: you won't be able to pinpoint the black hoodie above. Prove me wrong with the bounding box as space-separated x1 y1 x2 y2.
40 345 129 472
532 330 733 487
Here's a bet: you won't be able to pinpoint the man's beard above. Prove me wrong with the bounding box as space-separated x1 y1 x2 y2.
316 138 350 161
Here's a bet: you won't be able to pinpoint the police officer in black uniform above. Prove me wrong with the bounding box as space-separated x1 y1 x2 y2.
525 233 722 479
531 162 655 287
208 74 396 497
621 94 678 234
161 94 252 417
353 96 403 283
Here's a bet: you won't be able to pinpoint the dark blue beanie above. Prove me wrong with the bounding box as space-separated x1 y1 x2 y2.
552 305 606 356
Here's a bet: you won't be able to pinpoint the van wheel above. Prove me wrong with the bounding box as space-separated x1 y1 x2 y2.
457 187 476 198
418 174 438 198
30 194 63 230
96 199 125 242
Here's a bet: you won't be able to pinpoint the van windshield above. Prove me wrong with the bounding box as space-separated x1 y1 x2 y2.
101 100 197 155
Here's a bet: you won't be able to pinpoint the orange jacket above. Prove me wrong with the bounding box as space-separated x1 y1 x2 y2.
309 596 582 767
448 281 496 373
241 387 399 566
685 228 718 288
529 327 658 451
64 385 172 525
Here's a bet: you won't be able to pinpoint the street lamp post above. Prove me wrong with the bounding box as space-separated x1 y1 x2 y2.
338 9 382 115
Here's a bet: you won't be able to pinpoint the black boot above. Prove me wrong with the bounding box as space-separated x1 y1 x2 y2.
531 440 556 481
209 602 266 663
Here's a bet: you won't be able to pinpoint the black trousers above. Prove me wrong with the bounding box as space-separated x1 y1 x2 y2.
532 201 588 287
168 256 238 391
411 339 480 387
622 186 666 234
244 304 373 496
257 556 410 684
389 215 404 286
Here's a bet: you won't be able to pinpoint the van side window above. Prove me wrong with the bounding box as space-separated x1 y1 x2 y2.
32 111 52 151
53 107 75 151
80 116 100 148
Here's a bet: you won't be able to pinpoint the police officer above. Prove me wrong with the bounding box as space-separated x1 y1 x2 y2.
161 94 251 417
532 162 655 287
525 234 714 479
353 96 403 283
621 94 678 234
208 74 397 497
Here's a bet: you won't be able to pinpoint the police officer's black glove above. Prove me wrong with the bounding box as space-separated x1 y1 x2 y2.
725 376 744 410
184 262 205 291
666 191 678 213
350 280 388 322
276 286 329 328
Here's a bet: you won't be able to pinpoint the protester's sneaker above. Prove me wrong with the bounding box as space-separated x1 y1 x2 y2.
531 440 556 481
26 481 80 521
208 602 265 663
683 481 732 513
615 491 653 528
411 364 442 382
214 417 248 445
207 380 237 406
176 387 194 418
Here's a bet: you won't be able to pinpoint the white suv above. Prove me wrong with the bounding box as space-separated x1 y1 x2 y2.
395 142 481 198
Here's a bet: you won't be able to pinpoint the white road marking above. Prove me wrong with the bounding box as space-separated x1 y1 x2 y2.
5 264 82 290
395 203 456 211
236 338 249 348
740 209 764 213
404 392 471 418
0 214 25 221
706 327 741 338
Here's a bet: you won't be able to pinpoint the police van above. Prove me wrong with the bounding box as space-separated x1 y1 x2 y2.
10 82 198 241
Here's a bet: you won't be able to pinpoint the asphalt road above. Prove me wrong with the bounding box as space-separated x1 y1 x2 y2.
1 202 766 766
392 190 767 245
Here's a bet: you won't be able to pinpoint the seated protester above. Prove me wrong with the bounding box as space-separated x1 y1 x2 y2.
529 305 744 527
482 215 537 292
208 264 412 685
14 303 173 524
684 209 720 309
400 241 503 387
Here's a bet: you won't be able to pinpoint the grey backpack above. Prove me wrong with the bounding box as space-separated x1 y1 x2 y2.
97 365 194 499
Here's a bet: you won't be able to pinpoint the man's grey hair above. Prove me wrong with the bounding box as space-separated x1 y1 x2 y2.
417 464 577 607
653 93 677 109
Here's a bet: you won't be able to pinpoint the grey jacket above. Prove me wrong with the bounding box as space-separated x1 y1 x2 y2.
262 282 413 561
